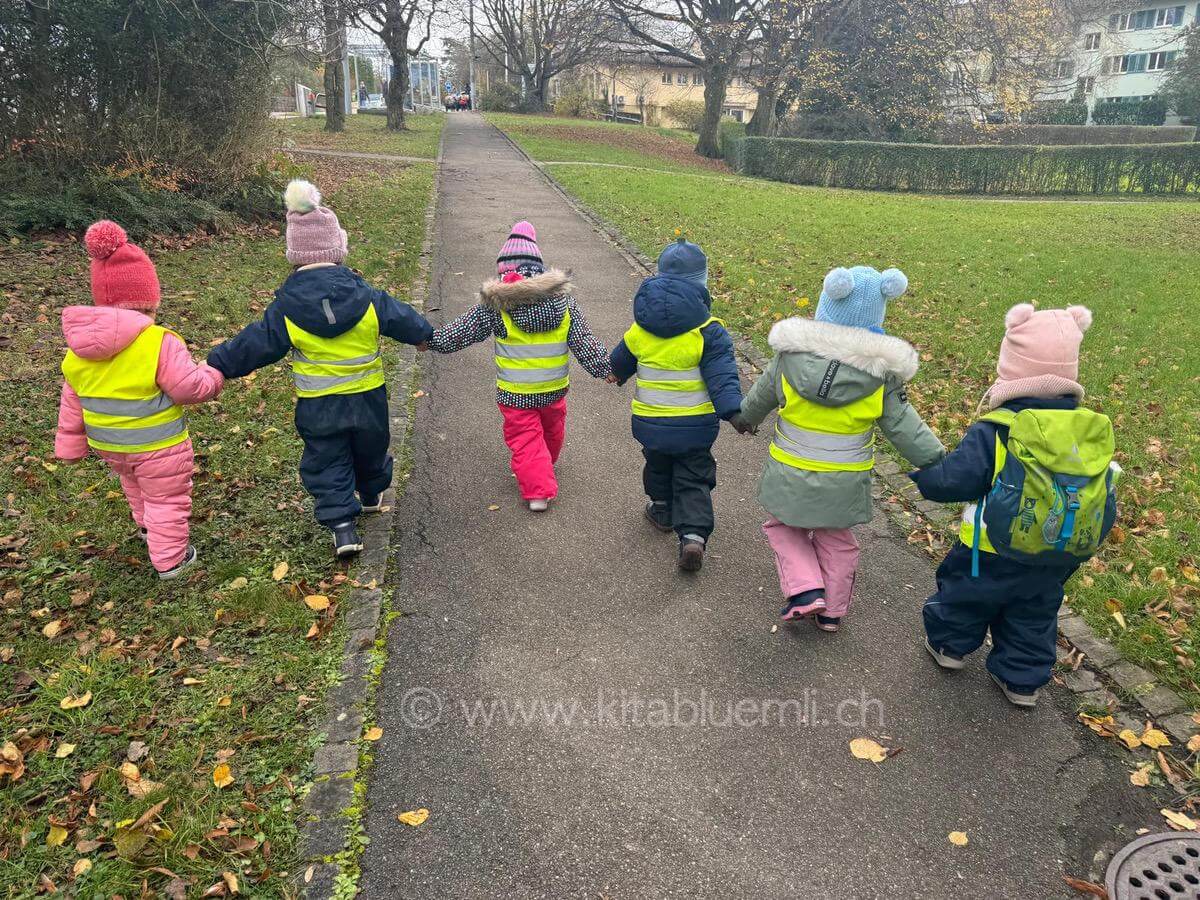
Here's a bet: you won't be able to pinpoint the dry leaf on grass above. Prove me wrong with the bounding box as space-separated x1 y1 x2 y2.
1161 808 1199 831
213 764 234 789
849 737 889 763
1140 727 1170 749
272 560 289 581
396 808 429 826
42 619 63 638
222 872 239 894
55 743 76 759
60 691 91 710
1117 729 1142 750
948 831 968 846
46 825 68 847
303 594 330 611
1130 764 1154 787
364 727 383 741
217 696 232 707
1187 734 1200 753
72 858 92 878
228 577 248 590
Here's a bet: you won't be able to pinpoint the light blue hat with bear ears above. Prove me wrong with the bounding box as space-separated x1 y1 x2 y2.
815 265 908 334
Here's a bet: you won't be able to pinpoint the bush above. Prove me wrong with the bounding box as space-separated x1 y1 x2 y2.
937 123 1197 145
478 82 535 113
718 119 748 167
662 100 707 132
725 136 1200 195
1092 97 1168 126
1024 101 1089 125
553 91 605 120
777 110 888 141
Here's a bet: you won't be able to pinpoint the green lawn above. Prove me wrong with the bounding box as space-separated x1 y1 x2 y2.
0 157 433 896
483 112 728 174
276 112 444 159
489 119 1200 709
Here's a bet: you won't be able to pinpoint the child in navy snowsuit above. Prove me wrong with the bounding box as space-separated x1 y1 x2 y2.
207 180 433 557
912 303 1095 707
609 238 746 572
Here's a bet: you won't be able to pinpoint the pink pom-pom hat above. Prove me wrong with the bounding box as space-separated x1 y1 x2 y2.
83 220 161 311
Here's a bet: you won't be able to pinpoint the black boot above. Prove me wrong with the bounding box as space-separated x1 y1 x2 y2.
644 500 672 533
331 521 363 558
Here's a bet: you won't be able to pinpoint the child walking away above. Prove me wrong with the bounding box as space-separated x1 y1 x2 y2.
912 304 1116 707
428 221 611 510
738 266 944 630
609 238 743 572
56 221 225 579
207 180 432 558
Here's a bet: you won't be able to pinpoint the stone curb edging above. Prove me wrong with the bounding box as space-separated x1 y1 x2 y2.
493 118 1200 763
297 125 446 899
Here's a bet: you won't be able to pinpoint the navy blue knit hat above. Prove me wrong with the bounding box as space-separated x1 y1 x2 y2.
658 237 707 287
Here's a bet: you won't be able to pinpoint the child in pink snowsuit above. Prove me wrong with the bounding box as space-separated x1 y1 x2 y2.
428 222 612 510
56 220 224 579
737 266 944 631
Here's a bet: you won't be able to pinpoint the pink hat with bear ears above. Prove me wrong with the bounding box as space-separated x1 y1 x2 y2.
986 303 1092 409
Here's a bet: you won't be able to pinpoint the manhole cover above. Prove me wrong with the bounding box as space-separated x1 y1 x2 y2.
1106 832 1200 899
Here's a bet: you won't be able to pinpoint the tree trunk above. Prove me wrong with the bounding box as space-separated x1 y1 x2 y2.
382 12 411 131
696 67 729 158
747 87 781 136
322 0 345 133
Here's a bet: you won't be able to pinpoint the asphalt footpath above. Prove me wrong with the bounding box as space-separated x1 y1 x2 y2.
359 112 1161 898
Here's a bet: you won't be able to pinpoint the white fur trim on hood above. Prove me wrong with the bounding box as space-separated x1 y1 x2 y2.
768 317 920 382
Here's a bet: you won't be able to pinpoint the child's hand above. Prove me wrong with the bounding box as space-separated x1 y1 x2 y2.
729 413 757 436
605 373 619 384
415 341 429 352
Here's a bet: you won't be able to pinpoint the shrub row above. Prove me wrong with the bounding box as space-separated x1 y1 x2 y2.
937 123 1197 145
1024 101 1089 126
1092 97 1168 125
719 134 1200 195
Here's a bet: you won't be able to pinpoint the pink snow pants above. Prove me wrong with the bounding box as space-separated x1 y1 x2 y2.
500 398 567 501
101 440 194 573
762 517 860 617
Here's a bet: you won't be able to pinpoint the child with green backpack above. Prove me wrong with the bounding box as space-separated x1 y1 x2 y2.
912 304 1117 708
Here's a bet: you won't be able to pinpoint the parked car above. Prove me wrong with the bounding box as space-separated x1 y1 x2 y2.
361 93 385 110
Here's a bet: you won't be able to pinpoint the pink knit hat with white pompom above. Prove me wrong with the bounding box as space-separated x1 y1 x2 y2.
284 179 348 265
83 220 161 310
986 303 1092 409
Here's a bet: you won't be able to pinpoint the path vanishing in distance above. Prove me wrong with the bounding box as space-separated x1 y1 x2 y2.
358 113 1161 898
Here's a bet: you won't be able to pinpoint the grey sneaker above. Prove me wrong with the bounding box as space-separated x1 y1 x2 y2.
990 672 1038 708
158 545 198 580
924 638 966 671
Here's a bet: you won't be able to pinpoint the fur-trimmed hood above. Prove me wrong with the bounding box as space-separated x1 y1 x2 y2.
478 269 573 311
768 317 919 383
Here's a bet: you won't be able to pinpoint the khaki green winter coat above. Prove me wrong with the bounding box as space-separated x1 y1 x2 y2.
740 317 945 530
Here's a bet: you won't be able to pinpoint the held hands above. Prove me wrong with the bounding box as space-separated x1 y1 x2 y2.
729 413 757 436
605 373 620 384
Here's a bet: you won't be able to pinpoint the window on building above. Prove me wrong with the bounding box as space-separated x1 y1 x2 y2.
693 72 704 85
1104 53 1149 73
1078 75 1096 93
1110 5 1185 30
1084 32 1101 50
722 107 744 122
676 72 689 84
1052 59 1075 77
661 70 671 84
1148 50 1179 69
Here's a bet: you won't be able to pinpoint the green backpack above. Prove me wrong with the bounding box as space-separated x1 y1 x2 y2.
972 407 1119 576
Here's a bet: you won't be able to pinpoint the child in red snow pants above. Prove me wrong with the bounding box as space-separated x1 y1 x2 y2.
501 397 567 500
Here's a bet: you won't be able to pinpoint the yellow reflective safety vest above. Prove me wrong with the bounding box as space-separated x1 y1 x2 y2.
625 318 718 417
61 325 189 454
495 309 571 394
284 303 385 398
959 426 1009 555
769 375 882 472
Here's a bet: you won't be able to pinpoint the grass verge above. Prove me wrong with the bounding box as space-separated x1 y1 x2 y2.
488 118 1200 710
0 153 435 897
276 113 444 159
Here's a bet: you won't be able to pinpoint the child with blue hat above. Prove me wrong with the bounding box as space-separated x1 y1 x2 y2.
738 264 944 631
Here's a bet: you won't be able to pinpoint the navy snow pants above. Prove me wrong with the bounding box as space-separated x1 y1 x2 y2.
296 386 393 526
923 542 1078 693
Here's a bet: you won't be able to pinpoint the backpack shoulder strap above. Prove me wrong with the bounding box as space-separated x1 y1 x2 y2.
979 408 1017 427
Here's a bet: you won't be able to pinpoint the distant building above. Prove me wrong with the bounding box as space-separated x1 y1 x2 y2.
551 55 760 127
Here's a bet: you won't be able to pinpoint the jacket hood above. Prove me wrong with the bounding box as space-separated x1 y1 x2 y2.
479 269 573 311
61 306 154 360
1000 395 1079 413
276 264 374 338
768 317 919 382
633 275 712 338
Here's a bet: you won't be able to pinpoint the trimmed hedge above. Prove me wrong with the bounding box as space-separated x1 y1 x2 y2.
937 123 1197 145
1025 101 1089 125
720 135 1200 195
1092 97 1168 126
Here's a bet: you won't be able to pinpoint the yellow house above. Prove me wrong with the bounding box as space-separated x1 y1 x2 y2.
552 56 760 127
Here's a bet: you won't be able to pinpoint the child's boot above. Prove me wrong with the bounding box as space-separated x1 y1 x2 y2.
331 521 363 558
158 545 198 581
359 492 385 513
814 614 841 633
678 534 705 572
528 498 550 512
781 589 826 622
924 638 966 671
990 672 1038 708
644 500 672 533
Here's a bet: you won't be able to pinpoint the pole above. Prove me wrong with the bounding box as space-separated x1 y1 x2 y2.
468 0 476 110
353 54 360 108
342 30 351 117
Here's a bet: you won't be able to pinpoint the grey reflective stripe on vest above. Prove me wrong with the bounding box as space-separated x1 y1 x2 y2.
636 364 703 382
84 417 187 446
495 341 568 360
293 370 376 392
634 386 712 407
496 363 570 383
78 393 174 417
291 348 381 367
772 419 873 463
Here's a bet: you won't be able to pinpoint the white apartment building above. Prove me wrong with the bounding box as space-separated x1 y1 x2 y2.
1037 2 1194 122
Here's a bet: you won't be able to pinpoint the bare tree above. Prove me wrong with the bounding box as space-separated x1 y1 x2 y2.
745 0 815 135
353 0 440 129
609 0 766 157
473 0 612 109
323 0 348 132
